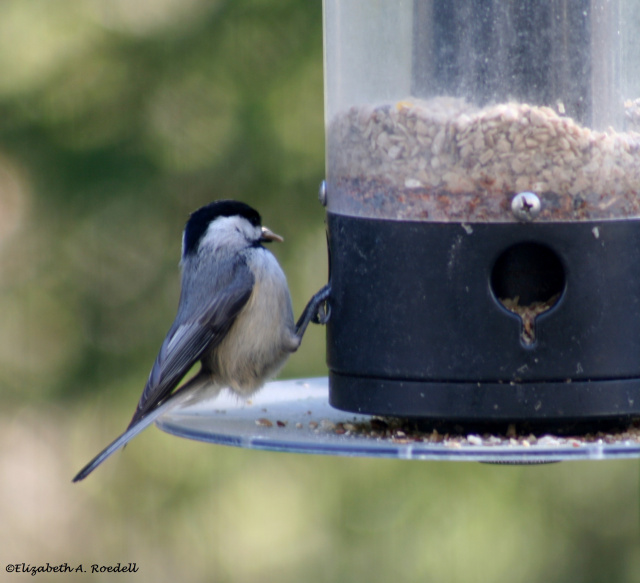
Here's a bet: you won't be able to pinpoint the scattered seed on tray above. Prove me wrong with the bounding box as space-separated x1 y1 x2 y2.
314 416 640 448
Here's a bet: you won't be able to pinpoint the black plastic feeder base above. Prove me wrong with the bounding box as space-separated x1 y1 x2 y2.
326 212 640 429
329 372 640 434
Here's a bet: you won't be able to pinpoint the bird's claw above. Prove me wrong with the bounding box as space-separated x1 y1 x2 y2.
311 286 331 325
295 284 331 339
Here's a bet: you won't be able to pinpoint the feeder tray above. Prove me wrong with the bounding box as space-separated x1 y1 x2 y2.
157 378 640 464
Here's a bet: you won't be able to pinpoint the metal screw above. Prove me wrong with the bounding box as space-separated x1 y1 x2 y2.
318 180 327 207
511 192 541 221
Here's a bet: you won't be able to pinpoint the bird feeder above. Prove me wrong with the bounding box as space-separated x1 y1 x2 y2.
323 0 640 429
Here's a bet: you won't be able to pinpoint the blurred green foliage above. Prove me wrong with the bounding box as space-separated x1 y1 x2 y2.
0 0 327 405
0 1 638 582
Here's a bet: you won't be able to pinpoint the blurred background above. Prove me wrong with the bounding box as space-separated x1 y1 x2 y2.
1 0 639 581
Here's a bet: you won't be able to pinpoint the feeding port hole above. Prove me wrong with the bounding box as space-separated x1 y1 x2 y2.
490 242 566 345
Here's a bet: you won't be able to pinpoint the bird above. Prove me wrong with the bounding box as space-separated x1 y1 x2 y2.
73 200 329 482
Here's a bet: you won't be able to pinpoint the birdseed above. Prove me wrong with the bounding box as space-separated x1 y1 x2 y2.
327 97 640 222
325 416 640 449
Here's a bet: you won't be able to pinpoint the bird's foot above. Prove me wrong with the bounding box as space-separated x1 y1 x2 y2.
295 284 331 338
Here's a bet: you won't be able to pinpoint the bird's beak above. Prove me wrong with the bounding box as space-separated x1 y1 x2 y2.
260 226 284 243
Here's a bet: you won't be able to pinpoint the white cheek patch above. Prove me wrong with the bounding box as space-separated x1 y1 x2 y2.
200 216 260 251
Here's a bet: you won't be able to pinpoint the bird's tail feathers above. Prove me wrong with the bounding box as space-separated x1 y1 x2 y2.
72 389 194 482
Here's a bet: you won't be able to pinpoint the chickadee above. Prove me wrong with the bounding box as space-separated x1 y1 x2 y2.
73 200 329 482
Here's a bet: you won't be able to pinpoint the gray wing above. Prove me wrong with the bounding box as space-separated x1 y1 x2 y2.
72 258 254 482
127 259 254 428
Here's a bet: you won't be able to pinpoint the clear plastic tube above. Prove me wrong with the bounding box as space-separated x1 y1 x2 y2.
324 0 640 222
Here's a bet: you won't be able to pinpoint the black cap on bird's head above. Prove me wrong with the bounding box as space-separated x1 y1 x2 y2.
182 200 263 258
